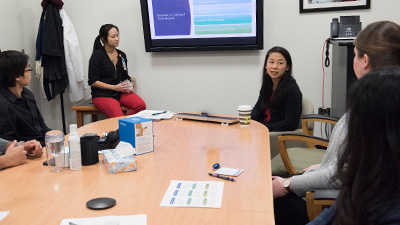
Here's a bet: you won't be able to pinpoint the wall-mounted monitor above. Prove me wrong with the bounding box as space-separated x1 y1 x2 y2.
140 0 263 52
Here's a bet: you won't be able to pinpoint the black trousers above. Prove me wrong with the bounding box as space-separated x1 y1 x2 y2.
274 194 309 225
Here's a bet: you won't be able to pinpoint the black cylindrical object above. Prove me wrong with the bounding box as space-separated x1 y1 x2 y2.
80 133 99 166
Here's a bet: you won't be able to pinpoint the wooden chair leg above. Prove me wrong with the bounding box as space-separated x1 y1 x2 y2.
306 192 316 221
313 204 323 220
76 111 83 128
92 114 98 123
306 191 336 221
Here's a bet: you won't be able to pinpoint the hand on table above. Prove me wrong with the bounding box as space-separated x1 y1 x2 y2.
272 176 289 199
23 140 43 157
3 140 27 168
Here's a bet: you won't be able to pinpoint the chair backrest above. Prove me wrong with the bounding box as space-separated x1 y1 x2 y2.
299 97 314 129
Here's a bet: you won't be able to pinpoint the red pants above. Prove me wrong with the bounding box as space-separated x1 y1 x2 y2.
92 93 146 118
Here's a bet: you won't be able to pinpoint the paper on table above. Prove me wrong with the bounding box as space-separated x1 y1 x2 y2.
0 211 9 222
215 167 244 177
60 214 147 225
115 141 136 157
129 110 174 121
160 180 224 208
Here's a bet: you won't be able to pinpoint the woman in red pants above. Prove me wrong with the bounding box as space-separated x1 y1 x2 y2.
88 24 146 118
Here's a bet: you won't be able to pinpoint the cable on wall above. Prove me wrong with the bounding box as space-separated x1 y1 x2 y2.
320 37 330 137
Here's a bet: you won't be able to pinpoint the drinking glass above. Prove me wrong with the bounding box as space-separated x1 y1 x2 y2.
45 130 64 173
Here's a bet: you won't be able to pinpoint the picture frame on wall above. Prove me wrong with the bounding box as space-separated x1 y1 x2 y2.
300 0 371 13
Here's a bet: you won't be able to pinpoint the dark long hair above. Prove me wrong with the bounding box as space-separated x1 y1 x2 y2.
259 46 294 110
334 67 400 225
0 50 29 87
92 24 119 52
354 21 400 69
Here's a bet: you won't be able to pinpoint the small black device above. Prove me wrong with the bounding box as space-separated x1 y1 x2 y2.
86 197 116 210
330 16 362 39
98 129 120 150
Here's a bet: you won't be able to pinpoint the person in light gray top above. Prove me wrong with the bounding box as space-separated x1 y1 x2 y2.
290 113 346 196
271 21 400 225
308 67 400 225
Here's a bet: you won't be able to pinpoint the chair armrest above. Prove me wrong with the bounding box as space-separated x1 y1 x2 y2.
278 134 329 175
278 134 329 146
302 114 340 123
269 129 303 159
301 114 340 139
313 189 339 200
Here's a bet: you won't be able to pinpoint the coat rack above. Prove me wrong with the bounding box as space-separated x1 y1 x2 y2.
38 0 68 134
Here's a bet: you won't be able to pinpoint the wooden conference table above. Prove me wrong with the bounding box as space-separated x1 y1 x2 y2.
0 116 274 225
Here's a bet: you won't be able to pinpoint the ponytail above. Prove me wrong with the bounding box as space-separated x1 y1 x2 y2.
92 35 103 52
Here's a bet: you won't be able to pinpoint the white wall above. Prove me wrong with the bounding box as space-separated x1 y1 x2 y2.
0 1 22 51
1 0 400 133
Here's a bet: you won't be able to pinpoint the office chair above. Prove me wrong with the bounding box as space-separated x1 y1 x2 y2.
271 114 339 176
306 189 339 221
269 97 315 159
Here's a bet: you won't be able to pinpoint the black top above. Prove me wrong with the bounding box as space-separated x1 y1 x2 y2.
251 80 303 132
41 3 68 100
0 86 51 145
88 48 131 100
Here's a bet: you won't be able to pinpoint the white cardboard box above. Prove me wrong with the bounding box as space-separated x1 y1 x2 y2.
119 117 154 155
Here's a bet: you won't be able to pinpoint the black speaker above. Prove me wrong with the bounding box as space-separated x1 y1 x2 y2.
80 133 99 166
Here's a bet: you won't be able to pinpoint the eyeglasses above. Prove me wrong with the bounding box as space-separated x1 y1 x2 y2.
25 66 33 72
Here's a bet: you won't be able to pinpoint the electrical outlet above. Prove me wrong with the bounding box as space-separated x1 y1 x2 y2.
318 107 330 116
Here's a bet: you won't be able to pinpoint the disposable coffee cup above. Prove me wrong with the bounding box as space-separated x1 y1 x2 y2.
238 105 252 127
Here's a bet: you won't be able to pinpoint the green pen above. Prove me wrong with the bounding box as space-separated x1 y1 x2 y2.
152 111 167 116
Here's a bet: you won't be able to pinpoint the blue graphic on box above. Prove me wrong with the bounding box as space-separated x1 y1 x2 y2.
194 15 252 25
152 0 191 36
193 0 251 5
193 4 252 16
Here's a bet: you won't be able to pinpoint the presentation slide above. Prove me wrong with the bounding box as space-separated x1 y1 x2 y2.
147 0 257 39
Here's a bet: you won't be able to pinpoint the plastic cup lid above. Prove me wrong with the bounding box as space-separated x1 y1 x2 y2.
238 105 252 111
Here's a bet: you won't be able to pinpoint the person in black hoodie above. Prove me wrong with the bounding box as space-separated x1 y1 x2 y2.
251 46 302 132
88 24 146 118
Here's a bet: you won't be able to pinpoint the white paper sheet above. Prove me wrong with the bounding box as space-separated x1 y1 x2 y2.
129 110 174 121
0 211 9 222
160 180 224 208
60 214 146 225
215 167 244 176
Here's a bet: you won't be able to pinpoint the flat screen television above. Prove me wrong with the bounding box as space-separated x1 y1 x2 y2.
139 0 263 52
